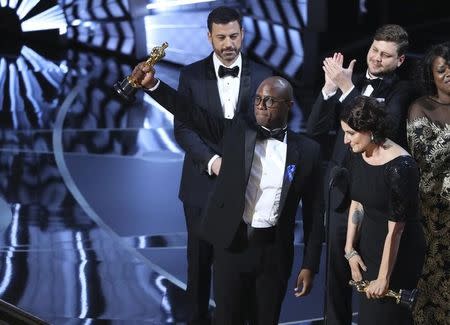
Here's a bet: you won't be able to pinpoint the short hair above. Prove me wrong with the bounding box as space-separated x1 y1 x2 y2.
207 6 242 32
373 24 409 56
340 96 391 144
421 42 450 95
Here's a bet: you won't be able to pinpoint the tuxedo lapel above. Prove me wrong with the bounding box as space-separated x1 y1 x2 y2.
204 54 223 116
244 126 257 183
372 73 397 98
236 55 251 114
278 131 301 214
354 74 366 91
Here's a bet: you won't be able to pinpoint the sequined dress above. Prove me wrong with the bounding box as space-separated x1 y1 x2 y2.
407 98 450 325
349 154 425 324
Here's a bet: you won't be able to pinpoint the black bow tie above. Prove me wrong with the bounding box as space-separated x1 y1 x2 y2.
218 65 239 78
363 77 382 88
257 126 287 142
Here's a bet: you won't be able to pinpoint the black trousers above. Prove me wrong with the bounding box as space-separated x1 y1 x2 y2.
184 205 214 325
212 227 289 325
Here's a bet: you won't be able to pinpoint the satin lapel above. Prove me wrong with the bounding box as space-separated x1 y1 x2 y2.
244 126 257 183
278 131 301 215
205 54 223 115
372 73 397 98
355 74 366 92
236 56 251 114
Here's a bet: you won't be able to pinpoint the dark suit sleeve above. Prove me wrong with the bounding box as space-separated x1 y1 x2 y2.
147 81 227 145
306 86 360 138
174 70 218 174
306 92 338 138
340 87 362 107
300 142 324 273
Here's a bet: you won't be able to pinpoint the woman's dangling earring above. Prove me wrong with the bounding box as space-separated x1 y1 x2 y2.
370 132 374 142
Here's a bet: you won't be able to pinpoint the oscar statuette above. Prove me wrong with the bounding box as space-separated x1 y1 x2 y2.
114 42 168 102
349 280 418 309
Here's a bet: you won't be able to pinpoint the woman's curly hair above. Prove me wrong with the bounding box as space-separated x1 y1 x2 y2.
340 96 392 145
421 42 450 95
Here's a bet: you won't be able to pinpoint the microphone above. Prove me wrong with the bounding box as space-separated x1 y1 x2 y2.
328 166 349 190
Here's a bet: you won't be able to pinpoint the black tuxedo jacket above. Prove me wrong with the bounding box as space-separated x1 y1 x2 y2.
149 82 324 276
174 53 271 207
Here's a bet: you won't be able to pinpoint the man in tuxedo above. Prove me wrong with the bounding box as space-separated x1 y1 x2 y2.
173 6 271 324
130 62 323 324
306 24 418 325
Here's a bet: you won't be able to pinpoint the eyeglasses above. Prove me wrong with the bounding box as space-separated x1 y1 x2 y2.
254 95 290 108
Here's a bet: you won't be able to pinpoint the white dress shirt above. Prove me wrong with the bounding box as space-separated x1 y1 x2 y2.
208 53 243 175
212 52 242 119
243 135 287 228
339 70 382 101
361 70 382 96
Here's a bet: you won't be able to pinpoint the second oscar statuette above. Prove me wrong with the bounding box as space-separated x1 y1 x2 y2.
349 280 418 309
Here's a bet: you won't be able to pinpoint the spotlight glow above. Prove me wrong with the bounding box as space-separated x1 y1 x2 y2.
147 0 215 10
21 5 67 33
6 0 68 34
8 63 20 129
1 46 66 129
8 0 19 9
71 19 82 26
16 0 41 19
0 59 7 112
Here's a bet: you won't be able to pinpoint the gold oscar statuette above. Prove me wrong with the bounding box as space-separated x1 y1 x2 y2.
349 280 418 309
114 42 168 102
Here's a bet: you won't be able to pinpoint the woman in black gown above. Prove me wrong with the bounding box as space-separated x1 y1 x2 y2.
340 96 425 324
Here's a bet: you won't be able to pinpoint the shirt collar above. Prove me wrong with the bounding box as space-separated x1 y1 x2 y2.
365 70 383 80
213 52 242 79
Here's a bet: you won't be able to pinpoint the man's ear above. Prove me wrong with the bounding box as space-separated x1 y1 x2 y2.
288 100 294 110
207 31 212 43
397 54 405 67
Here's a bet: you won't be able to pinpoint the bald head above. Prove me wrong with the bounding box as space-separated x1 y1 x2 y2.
261 76 293 100
254 76 293 129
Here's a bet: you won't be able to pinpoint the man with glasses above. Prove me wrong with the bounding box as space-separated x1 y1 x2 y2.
129 62 324 324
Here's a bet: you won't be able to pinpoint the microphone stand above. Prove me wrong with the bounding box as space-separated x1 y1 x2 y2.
323 173 337 325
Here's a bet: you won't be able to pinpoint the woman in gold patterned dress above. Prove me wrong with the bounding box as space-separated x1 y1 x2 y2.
407 42 450 325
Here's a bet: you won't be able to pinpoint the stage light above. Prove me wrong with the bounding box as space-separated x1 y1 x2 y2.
71 19 82 26
147 0 215 10
17 56 44 125
0 59 7 118
16 0 40 19
0 46 66 129
2 0 67 35
75 232 89 319
8 0 18 9
8 63 20 129
21 4 67 33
